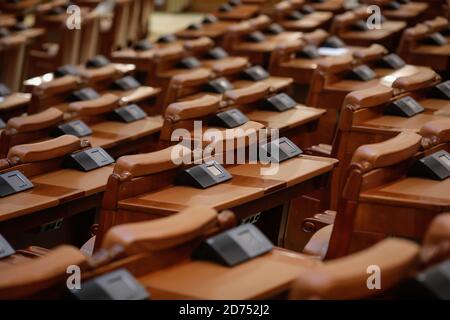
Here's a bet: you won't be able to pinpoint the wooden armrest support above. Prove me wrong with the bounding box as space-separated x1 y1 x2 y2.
223 82 271 105
68 93 120 116
165 95 221 122
7 108 63 133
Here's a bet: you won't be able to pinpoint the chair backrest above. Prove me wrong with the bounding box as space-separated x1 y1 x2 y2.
0 107 64 157
0 34 26 92
327 131 423 258
78 11 101 64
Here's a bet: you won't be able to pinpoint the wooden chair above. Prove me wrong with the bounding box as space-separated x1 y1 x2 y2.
361 0 428 26
271 0 333 32
305 52 437 144
291 213 450 299
26 20 82 77
397 18 450 74
7 209 450 299
330 7 406 51
0 32 26 92
0 135 113 248
213 1 261 21
320 127 450 258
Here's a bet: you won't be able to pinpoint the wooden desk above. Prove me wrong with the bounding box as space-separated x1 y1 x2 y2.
280 12 333 32
117 155 337 248
139 248 319 299
357 175 450 240
214 5 260 21
0 165 113 248
0 92 30 120
176 21 234 42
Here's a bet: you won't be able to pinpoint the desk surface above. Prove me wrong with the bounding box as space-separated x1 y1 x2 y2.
176 21 234 39
357 112 446 132
360 176 450 210
0 165 113 222
118 155 337 215
139 247 320 299
246 105 325 130
0 93 30 112
214 5 260 21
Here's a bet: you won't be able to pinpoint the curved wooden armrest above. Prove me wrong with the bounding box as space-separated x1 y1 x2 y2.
113 145 191 178
79 64 117 82
351 131 422 173
183 37 214 53
424 17 448 33
7 108 63 133
392 69 440 92
317 54 353 74
248 14 272 29
165 95 221 122
223 82 271 105
68 93 120 116
303 29 329 46
32 75 79 96
212 57 249 76
420 118 450 148
202 121 265 150
420 213 450 267
352 44 388 63
154 45 184 62
7 135 87 164
304 144 333 157
291 238 420 299
344 84 393 109
102 206 235 254
0 245 88 300
171 68 212 87
227 21 253 35
275 38 303 54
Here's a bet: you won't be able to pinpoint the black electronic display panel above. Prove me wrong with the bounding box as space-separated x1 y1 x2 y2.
133 39 154 51
72 269 149 300
262 93 297 112
322 36 345 48
297 45 320 59
409 150 450 180
187 22 202 30
384 96 425 117
259 137 303 163
242 65 269 81
112 104 147 123
288 10 304 20
246 31 266 43
192 224 273 267
431 81 450 100
348 65 376 81
202 15 218 24
0 118 5 130
205 47 229 60
206 77 234 93
219 3 233 12
301 5 315 14
208 108 249 128
157 34 177 43
177 57 201 69
70 88 100 101
423 32 448 46
54 64 80 77
112 76 141 91
54 120 92 138
0 83 11 97
175 161 232 189
265 23 284 35
86 55 110 68
377 53 406 69
385 1 401 9
65 147 114 172
0 170 34 197
0 233 15 259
